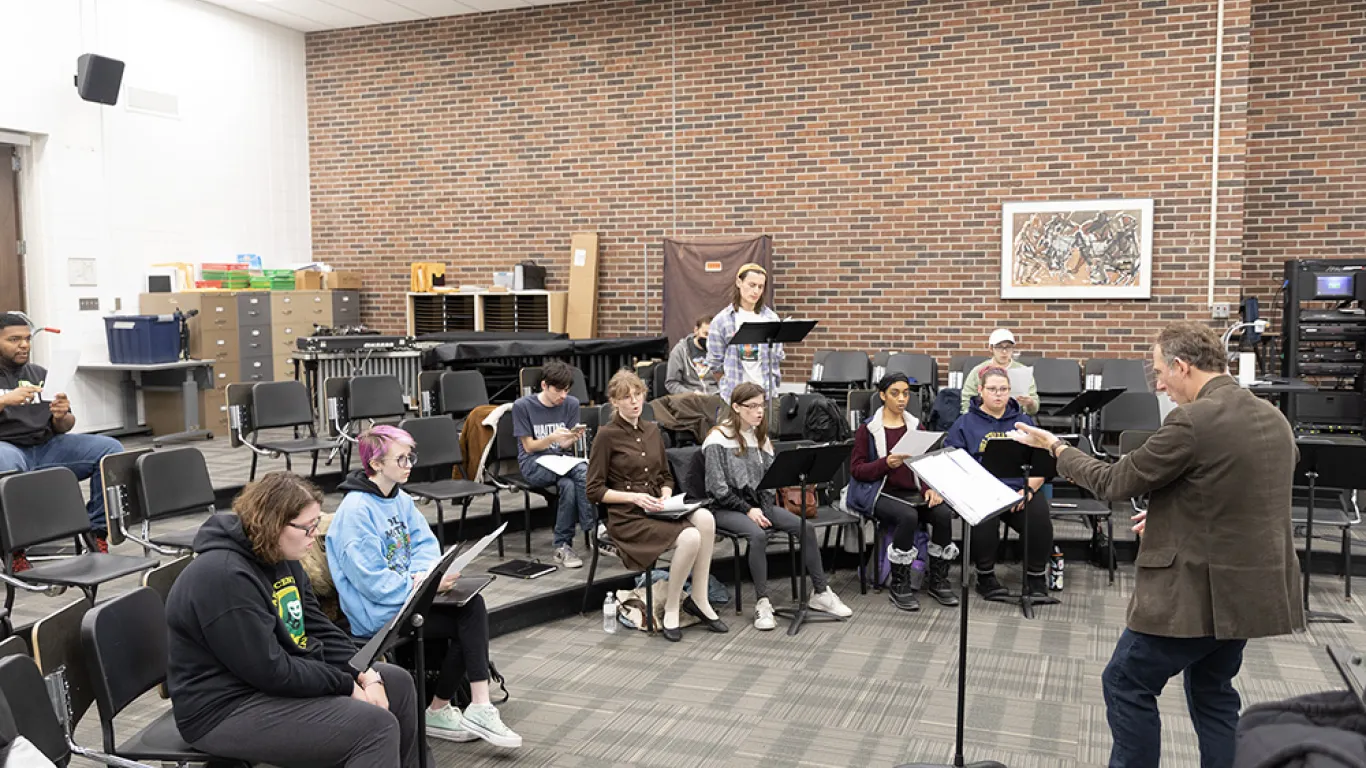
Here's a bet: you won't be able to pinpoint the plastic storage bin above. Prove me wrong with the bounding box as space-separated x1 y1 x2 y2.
104 315 180 364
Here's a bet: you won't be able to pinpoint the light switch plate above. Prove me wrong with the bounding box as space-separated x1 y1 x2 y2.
79 297 99 311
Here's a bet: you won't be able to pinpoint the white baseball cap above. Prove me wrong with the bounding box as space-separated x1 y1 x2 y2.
988 329 1016 347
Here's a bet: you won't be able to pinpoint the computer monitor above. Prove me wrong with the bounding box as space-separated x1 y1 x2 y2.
1314 273 1355 299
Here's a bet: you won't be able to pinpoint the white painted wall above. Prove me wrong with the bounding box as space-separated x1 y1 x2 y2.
0 0 310 431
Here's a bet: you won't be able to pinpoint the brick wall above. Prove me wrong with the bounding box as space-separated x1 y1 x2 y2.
307 0 1262 383
1243 0 1366 317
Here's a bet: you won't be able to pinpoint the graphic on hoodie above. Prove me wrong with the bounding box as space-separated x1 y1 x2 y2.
271 576 308 649
976 431 1012 454
382 515 413 573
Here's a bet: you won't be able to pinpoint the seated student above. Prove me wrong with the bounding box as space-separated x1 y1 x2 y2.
164 472 430 768
512 359 593 569
707 263 783 400
328 426 521 749
945 366 1055 600
587 369 727 642
703 382 853 630
0 312 122 562
847 373 958 612
960 328 1039 416
666 315 719 395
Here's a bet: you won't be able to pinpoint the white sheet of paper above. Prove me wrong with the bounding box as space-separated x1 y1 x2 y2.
910 449 1020 526
890 430 944 458
41 349 81 401
535 454 587 476
443 522 508 578
1008 367 1034 398
660 494 699 513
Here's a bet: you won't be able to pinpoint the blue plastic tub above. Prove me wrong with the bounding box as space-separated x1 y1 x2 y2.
104 315 180 364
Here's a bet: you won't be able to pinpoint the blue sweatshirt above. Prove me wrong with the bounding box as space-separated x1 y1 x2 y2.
326 471 441 638
944 397 1035 490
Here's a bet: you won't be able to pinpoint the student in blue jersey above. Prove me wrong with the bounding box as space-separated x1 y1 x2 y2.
945 366 1055 601
328 426 521 750
511 359 593 568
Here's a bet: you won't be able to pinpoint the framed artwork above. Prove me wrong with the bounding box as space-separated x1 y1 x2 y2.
1001 199 1154 299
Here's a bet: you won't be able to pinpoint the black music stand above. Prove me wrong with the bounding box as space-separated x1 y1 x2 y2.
899 447 1018 768
980 439 1059 619
1294 438 1365 624
1046 388 1126 450
757 442 852 636
350 543 463 768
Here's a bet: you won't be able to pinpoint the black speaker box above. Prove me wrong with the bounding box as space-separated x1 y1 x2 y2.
75 54 125 106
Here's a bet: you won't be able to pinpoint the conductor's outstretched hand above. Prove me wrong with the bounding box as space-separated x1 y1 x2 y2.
1009 422 1057 450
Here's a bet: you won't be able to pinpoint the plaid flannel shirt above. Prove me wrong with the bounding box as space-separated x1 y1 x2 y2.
705 304 784 400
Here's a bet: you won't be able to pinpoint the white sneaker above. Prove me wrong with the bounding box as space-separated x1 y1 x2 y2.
459 703 523 749
808 587 853 618
425 705 479 743
553 544 582 569
753 597 777 631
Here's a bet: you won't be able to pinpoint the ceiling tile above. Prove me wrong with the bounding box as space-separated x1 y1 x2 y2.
384 0 481 16
324 0 426 23
270 0 380 27
457 0 531 12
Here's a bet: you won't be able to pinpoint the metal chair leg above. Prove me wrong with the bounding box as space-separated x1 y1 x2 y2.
731 537 743 615
492 492 504 558
523 491 532 555
435 499 446 548
249 453 258 481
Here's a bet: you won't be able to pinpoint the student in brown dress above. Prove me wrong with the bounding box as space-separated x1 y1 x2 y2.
587 369 728 642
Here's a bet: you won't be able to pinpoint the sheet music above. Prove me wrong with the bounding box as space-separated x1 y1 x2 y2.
890 430 944 458
535 454 587 476
1008 367 1034 398
660 494 699 513
910 449 1019 526
41 349 81 401
440 522 507 580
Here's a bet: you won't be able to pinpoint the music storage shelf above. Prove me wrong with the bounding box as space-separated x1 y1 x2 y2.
406 291 566 336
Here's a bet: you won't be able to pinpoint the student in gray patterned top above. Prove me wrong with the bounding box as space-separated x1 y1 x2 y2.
702 382 853 631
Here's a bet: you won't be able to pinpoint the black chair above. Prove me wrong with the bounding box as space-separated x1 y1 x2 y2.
948 355 988 389
664 447 751 615
582 502 657 631
486 409 556 555
399 416 503 553
769 441 867 593
1099 392 1162 454
1101 359 1150 393
134 447 215 552
1031 357 1083 429
81 587 222 765
809 351 871 408
771 393 821 440
884 352 939 390
1084 358 1108 388
0 654 72 766
1045 436 1116 584
0 468 156 621
436 370 489 427
339 375 409 472
243 380 335 481
847 389 876 427
518 365 590 404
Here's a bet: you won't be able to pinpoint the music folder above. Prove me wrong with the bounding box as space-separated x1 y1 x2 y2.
349 542 463 675
908 447 1020 526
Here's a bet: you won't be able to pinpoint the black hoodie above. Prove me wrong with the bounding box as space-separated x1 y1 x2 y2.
165 513 358 743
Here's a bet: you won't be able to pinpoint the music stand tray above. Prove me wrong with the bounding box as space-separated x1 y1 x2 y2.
980 439 1060 618
756 442 852 636
727 319 818 347
1294 438 1366 624
1046 388 1126 418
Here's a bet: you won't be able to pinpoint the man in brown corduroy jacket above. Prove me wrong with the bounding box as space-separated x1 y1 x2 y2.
1013 321 1304 768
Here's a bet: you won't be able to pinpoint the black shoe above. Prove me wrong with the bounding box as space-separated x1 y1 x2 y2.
661 625 683 642
975 571 1008 599
1026 574 1050 598
926 558 959 607
889 562 920 612
682 596 730 633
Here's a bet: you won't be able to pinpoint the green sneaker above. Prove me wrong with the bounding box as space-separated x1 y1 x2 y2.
425 705 479 743
459 703 522 749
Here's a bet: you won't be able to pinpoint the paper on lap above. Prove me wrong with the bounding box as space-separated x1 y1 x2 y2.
40 349 81 401
534 454 587 476
910 449 1018 526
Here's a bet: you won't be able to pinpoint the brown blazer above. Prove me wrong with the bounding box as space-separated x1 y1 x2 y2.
1057 375 1305 640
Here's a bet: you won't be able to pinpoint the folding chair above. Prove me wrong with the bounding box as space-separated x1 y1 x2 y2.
808 350 871 408
236 380 335 481
948 355 988 390
133 448 216 553
884 352 938 391
0 654 76 767
1098 392 1161 455
0 468 156 622
1101 359 1150 393
1046 436 1116 584
1031 357 1083 430
665 446 752 615
335 375 408 472
518 365 589 403
399 416 503 553
436 370 490 426
581 502 657 631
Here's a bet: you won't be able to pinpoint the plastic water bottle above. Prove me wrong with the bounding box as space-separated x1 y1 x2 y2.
1049 546 1065 592
602 593 618 634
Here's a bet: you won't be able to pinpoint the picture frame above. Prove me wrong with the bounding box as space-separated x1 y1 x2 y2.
1001 199 1154 299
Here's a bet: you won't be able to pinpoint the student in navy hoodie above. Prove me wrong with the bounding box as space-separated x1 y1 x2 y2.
944 366 1056 600
328 425 521 750
164 472 430 768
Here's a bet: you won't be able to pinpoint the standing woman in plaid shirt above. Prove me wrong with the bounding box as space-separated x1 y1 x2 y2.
706 263 784 401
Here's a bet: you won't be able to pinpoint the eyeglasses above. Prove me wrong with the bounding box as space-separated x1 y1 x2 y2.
390 453 418 468
982 387 1011 395
736 401 766 411
992 343 1015 351
288 519 321 536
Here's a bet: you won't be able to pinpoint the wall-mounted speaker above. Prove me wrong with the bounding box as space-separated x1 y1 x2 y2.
74 54 125 106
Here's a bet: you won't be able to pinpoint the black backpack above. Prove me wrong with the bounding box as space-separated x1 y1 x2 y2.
927 388 962 431
804 394 850 443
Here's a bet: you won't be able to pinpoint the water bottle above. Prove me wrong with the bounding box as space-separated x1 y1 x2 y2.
602 593 618 634
1049 546 1065 592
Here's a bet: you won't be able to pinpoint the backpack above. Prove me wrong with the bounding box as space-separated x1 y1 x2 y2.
927 388 962 432
804 394 850 443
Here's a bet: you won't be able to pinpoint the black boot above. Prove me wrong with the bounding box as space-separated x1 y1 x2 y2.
888 562 920 612
926 557 959 606
1026 573 1050 599
975 569 1008 599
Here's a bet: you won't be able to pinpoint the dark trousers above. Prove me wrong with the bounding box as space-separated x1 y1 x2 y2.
190 662 431 768
970 491 1052 574
1103 629 1246 768
871 490 953 551
425 594 491 703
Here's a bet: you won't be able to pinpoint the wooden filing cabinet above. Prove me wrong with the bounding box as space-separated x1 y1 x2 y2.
271 290 358 380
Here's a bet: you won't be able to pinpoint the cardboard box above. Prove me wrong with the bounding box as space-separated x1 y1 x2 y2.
549 291 568 334
145 386 231 438
565 232 599 339
295 271 325 290
325 271 361 290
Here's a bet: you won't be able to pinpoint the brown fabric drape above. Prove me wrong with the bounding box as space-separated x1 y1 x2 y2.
662 236 773 345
